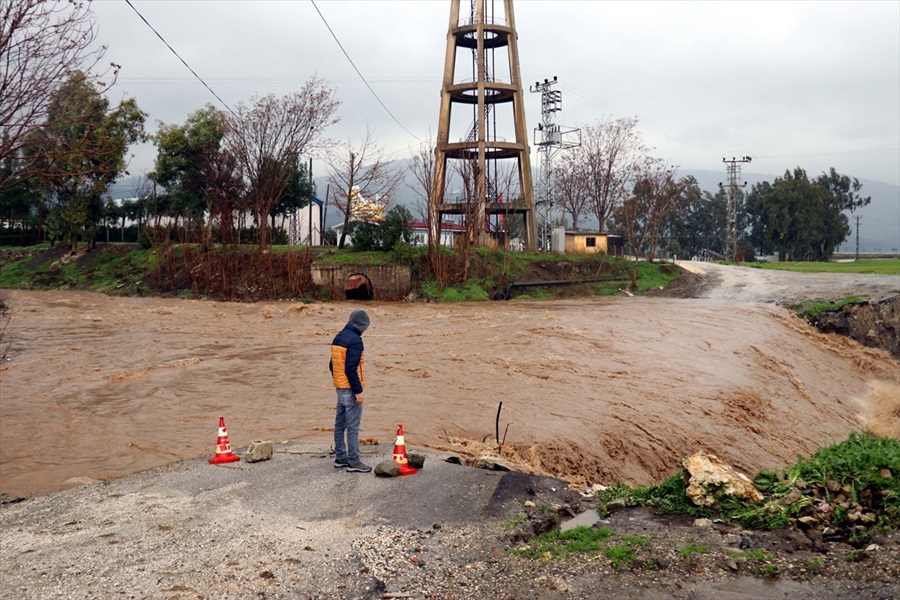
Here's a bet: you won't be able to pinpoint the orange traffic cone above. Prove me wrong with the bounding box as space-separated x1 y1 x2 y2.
392 423 417 476
209 416 241 464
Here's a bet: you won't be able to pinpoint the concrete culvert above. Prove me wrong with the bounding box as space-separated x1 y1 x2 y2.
344 273 373 300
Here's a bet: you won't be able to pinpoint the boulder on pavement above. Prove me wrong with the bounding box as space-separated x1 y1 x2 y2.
408 453 425 469
245 440 273 463
375 460 400 477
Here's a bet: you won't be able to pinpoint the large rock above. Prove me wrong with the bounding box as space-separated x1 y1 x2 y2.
682 451 763 507
245 440 273 463
375 460 400 477
407 453 426 470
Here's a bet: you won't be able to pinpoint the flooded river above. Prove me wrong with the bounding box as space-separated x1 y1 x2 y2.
1 268 898 499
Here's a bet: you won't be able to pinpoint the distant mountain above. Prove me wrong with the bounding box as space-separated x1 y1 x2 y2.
107 162 899 253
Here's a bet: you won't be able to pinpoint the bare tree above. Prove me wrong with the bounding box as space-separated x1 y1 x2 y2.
325 127 404 249
406 137 434 223
613 158 687 261
224 77 339 250
580 117 649 233
612 159 688 285
1 0 118 191
633 160 683 262
554 152 590 230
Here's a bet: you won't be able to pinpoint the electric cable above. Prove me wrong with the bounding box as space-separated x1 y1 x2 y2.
310 0 423 143
124 0 236 117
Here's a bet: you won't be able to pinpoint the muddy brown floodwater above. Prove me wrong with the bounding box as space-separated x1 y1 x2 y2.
1 264 898 500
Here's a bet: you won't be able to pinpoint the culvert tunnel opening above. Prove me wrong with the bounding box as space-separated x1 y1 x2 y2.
344 273 374 301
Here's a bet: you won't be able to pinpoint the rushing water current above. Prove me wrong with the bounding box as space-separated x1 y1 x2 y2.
1 282 897 499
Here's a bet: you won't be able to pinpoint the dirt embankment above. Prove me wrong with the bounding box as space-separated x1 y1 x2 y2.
813 297 900 359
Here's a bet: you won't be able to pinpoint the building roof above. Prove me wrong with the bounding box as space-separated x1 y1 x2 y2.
409 221 467 232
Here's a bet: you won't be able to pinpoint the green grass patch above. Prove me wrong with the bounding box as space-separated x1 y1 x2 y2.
312 248 397 265
508 526 614 559
0 254 33 287
603 544 638 568
620 534 652 547
750 258 899 275
679 543 710 559
632 260 682 292
741 549 774 561
504 514 526 528
795 295 868 319
419 279 491 302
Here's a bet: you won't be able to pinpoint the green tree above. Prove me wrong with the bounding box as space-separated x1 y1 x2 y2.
662 185 732 259
152 105 242 244
347 205 413 252
1 0 117 192
24 71 145 249
745 167 856 261
816 167 871 213
379 205 413 250
0 153 38 231
346 220 380 252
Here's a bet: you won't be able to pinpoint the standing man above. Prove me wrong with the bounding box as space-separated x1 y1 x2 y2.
329 309 372 473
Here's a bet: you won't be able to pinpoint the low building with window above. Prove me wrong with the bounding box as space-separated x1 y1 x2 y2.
551 227 624 256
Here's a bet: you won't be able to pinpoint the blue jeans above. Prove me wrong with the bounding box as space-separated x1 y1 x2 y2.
334 389 363 463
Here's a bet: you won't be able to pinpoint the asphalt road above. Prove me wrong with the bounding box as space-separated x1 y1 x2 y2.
0 443 576 599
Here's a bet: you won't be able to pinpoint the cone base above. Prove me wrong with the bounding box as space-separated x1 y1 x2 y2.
209 453 241 464
399 464 417 476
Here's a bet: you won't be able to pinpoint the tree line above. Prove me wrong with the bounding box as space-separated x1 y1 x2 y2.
551 117 871 262
1 1 870 262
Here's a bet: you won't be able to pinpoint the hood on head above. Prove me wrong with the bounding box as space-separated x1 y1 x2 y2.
347 309 370 333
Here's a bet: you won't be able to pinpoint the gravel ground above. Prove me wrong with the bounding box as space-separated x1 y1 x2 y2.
2 445 898 599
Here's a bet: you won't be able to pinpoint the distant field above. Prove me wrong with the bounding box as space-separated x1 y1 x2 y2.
752 259 900 276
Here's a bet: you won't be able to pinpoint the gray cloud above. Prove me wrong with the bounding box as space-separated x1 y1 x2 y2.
92 0 899 185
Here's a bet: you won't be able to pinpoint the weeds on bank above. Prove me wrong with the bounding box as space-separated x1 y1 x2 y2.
592 433 899 545
603 545 637 568
793 295 868 319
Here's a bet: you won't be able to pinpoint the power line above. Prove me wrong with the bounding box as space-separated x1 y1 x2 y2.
124 0 235 117
560 82 725 158
309 0 423 143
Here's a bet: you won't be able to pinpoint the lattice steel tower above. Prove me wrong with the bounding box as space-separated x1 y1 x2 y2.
530 76 579 250
721 156 751 261
429 0 537 250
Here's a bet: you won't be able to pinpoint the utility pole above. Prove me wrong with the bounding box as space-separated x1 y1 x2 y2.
719 156 751 262
529 76 579 250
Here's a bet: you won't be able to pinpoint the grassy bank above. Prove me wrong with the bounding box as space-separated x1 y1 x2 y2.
594 432 899 542
507 433 898 568
748 258 900 275
0 242 682 302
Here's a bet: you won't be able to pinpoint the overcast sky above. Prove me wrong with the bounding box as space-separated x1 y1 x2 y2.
90 0 900 189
